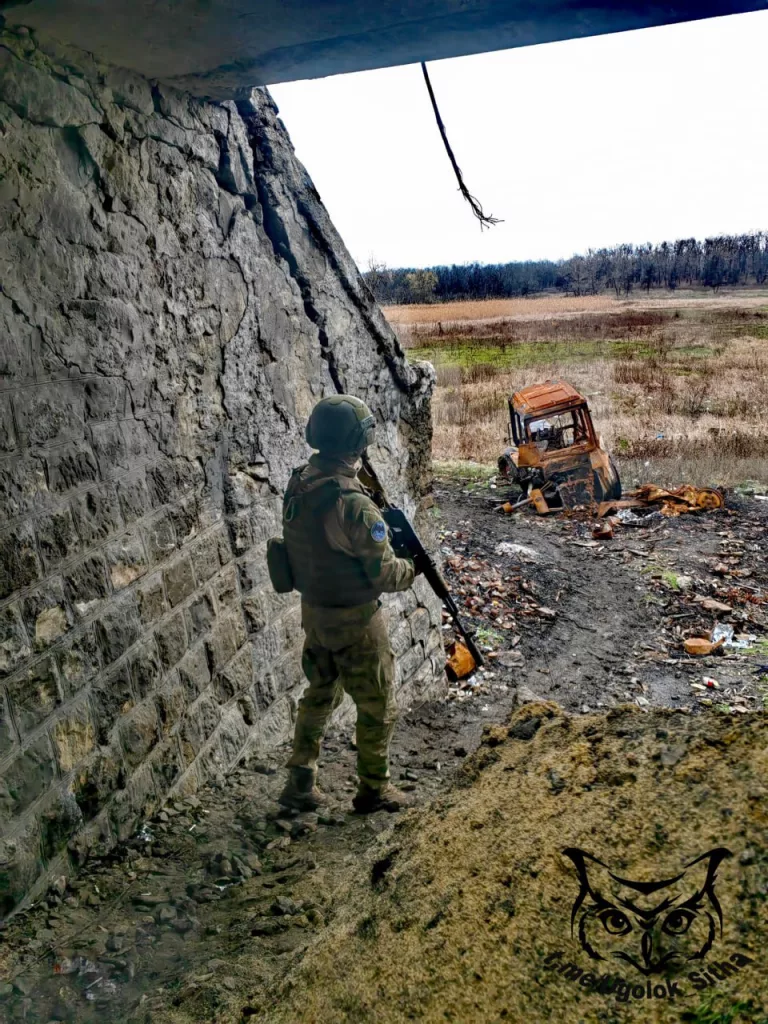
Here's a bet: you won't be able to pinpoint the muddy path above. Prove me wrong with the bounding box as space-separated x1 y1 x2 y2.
437 483 768 716
1 484 765 1023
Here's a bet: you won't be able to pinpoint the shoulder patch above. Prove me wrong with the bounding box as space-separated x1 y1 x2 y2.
370 520 387 543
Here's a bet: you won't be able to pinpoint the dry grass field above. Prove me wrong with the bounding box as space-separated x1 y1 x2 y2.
385 291 768 489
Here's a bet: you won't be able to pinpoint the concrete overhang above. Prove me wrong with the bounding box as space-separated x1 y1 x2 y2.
1 1 766 98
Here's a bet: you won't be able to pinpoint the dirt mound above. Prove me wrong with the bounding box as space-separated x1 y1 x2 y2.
258 704 768 1023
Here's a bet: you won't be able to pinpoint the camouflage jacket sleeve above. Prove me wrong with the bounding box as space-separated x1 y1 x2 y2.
341 492 415 593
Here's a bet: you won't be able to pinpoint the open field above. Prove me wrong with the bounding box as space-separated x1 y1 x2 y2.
385 289 768 325
385 292 768 488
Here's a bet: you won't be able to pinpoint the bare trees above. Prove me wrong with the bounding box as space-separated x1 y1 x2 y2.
361 232 768 304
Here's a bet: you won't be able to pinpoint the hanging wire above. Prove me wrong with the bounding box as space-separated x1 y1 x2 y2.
420 61 502 230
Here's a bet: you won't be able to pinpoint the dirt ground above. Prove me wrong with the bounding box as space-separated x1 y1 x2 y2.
261 703 768 1024
1 482 766 1024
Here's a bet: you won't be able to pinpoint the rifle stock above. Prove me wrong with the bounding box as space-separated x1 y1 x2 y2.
360 455 484 670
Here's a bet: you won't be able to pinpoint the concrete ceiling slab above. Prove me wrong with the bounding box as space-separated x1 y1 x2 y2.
1 1 765 97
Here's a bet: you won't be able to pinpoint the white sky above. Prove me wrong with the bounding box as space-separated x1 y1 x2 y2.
271 10 768 270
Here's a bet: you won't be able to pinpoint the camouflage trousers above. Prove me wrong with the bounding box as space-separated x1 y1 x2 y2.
286 601 397 791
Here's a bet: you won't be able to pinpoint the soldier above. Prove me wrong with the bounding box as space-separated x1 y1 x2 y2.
277 395 417 814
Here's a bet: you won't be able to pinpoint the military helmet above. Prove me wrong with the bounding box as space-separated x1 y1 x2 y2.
306 395 375 454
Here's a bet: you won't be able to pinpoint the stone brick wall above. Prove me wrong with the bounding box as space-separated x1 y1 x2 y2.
0 25 443 919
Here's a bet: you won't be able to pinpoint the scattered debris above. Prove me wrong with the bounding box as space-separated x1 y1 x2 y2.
683 636 725 656
694 595 733 614
599 484 725 518
445 641 477 682
711 623 757 650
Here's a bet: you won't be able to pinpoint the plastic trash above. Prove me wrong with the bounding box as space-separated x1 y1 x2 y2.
495 541 540 560
711 623 756 650
616 508 663 526
54 957 99 976
711 623 734 646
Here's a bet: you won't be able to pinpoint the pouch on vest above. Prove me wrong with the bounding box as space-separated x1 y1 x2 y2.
266 537 294 593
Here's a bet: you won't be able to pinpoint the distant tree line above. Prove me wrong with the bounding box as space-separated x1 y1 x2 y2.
364 232 768 304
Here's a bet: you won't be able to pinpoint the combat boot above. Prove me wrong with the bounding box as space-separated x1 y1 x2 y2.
352 783 412 814
278 766 328 812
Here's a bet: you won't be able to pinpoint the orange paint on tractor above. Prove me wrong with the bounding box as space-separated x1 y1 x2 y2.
498 379 621 509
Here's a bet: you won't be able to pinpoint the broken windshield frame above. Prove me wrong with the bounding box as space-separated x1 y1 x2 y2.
524 405 595 454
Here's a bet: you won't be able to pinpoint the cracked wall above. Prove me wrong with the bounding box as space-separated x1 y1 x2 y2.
0 25 443 919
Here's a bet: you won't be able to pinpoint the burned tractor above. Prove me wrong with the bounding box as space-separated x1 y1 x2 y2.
498 380 621 509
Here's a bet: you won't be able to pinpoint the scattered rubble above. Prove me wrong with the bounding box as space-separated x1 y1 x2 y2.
599 483 726 518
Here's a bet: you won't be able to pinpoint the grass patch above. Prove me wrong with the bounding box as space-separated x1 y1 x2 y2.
681 996 768 1024
433 460 496 484
475 626 504 647
416 294 768 486
662 570 681 590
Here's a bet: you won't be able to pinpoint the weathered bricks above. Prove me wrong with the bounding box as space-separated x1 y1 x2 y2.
0 604 30 678
6 657 62 735
130 638 163 698
21 578 72 651
0 394 16 452
72 749 126 821
90 664 135 744
0 25 442 923
179 692 221 763
177 644 211 701
142 512 177 564
95 596 141 665
136 574 166 625
154 611 187 673
14 382 84 448
52 699 96 772
63 554 110 617
409 607 432 646
0 735 57 824
186 591 215 641
119 702 161 771
164 556 195 607
57 627 100 695
0 689 18 751
155 673 187 735
46 445 100 493
0 818 44 918
71 486 123 546
36 508 81 571
0 523 41 599
105 531 148 590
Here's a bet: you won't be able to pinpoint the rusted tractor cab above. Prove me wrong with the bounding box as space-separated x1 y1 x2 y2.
498 380 621 508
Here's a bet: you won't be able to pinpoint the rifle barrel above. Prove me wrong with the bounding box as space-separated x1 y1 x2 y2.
364 457 484 669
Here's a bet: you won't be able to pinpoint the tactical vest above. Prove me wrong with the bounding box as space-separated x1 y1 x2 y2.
282 466 381 609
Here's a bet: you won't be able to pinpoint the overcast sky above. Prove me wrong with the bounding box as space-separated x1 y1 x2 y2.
271 10 768 270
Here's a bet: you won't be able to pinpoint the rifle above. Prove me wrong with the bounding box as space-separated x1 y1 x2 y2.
359 455 484 673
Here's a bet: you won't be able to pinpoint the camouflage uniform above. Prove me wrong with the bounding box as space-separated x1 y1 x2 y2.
283 450 414 796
